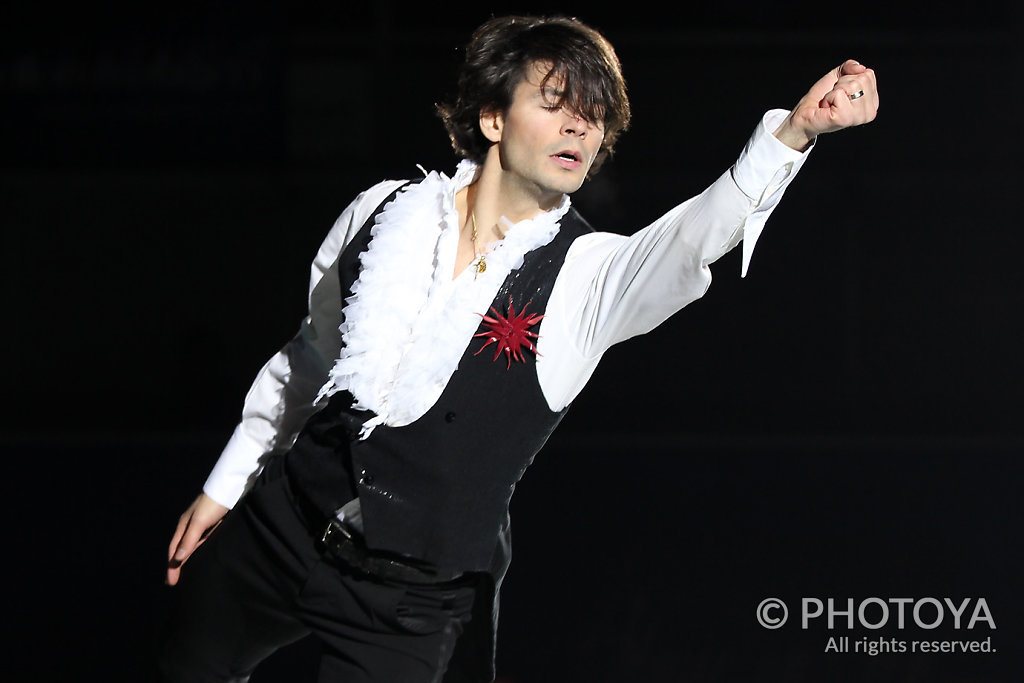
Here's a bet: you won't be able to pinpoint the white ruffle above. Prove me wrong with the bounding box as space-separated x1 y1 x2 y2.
316 160 571 438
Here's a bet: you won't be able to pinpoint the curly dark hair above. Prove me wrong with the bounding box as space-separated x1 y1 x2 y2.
437 16 631 176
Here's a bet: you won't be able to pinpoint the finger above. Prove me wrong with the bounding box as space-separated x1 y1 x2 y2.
840 64 877 103
821 83 848 108
819 86 854 129
801 64 840 105
838 59 865 77
173 518 210 565
165 524 202 587
835 75 879 123
166 513 195 586
166 515 223 585
859 67 879 98
836 77 867 102
167 511 192 562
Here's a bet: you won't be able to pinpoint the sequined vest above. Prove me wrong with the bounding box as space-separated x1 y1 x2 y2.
285 184 594 572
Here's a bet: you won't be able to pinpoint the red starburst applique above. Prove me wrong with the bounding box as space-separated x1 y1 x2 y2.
473 297 544 369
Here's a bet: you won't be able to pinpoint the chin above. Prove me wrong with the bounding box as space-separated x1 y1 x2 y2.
543 173 587 196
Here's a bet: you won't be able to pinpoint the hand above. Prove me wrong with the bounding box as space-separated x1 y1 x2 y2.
166 493 229 586
774 59 879 151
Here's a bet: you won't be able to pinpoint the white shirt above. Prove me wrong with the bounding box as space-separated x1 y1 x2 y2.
204 109 812 508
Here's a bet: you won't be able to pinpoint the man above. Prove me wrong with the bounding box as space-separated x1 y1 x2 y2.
160 15 878 683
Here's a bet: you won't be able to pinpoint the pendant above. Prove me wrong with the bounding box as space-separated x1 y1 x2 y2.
474 257 487 280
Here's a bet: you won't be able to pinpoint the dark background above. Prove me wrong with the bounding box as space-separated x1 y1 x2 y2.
3 1 1021 681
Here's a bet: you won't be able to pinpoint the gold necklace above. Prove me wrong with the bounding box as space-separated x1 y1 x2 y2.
471 211 487 278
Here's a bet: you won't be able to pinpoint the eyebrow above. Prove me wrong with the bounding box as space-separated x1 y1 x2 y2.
538 85 566 102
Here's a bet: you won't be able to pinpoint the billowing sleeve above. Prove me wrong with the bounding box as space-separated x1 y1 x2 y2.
202 180 408 508
536 110 812 410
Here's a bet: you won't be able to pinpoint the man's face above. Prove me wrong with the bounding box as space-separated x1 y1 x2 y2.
483 62 605 201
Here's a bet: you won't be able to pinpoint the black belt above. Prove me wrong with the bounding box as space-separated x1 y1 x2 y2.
319 519 464 585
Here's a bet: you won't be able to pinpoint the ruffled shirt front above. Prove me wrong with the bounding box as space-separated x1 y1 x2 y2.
315 159 569 437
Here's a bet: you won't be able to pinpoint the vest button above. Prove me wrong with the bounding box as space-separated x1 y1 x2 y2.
445 411 457 423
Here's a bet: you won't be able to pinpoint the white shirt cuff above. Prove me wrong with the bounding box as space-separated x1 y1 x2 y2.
735 109 813 277
202 425 266 509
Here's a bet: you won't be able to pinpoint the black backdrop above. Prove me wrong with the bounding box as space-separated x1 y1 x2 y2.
3 2 1022 681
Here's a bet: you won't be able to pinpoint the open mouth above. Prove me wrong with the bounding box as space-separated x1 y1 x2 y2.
555 152 580 162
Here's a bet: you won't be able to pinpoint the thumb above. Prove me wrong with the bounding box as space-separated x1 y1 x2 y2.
169 513 201 564
167 494 227 564
805 60 860 105
821 83 849 109
837 59 865 77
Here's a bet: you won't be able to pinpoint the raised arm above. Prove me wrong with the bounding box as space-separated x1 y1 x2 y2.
537 61 879 410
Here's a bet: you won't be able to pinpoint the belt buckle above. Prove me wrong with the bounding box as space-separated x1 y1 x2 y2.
321 518 354 546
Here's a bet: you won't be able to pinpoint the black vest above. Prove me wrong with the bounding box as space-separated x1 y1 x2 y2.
286 184 594 572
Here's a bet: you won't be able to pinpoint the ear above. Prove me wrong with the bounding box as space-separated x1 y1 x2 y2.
479 108 504 143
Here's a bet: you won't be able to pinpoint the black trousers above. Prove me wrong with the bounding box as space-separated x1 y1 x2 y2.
158 458 477 683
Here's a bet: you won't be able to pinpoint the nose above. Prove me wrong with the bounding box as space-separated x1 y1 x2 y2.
561 111 592 137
